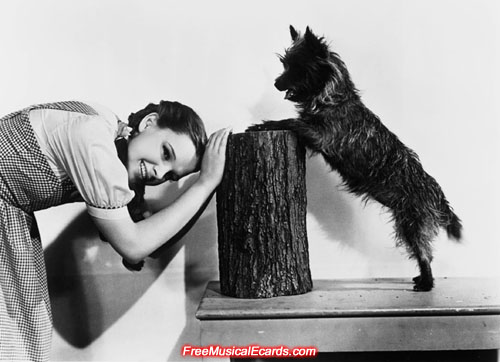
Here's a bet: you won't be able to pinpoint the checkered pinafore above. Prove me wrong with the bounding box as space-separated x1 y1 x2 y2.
0 101 98 361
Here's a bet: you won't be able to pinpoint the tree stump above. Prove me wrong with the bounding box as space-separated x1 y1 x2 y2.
216 130 312 298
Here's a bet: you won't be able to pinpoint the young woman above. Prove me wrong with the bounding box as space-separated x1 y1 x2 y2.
0 100 230 361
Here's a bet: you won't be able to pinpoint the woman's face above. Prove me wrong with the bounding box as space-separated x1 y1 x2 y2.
127 123 199 187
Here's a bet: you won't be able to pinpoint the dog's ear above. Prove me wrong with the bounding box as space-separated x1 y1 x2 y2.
290 25 299 41
304 27 328 57
305 26 319 43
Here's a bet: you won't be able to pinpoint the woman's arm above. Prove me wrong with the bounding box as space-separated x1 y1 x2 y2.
91 127 231 264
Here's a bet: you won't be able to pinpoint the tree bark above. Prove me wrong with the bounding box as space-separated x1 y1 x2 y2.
216 130 312 298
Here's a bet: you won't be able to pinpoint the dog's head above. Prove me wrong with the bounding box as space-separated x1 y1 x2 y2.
275 26 353 104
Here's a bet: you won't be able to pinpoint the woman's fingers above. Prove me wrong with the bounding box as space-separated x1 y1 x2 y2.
198 127 232 189
208 127 231 153
214 127 231 154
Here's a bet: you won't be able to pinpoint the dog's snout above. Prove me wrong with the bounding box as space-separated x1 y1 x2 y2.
274 77 287 91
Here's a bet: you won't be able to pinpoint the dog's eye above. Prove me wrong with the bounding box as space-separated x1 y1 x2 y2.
283 61 295 71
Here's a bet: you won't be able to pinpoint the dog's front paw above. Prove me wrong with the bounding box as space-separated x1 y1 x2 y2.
246 119 295 132
246 123 267 132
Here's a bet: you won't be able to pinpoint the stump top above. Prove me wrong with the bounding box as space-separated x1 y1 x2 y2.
229 129 297 141
196 278 500 320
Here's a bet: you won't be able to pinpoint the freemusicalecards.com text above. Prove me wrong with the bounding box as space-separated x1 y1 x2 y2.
182 344 318 358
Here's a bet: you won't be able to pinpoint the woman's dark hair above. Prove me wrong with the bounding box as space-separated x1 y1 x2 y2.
128 100 208 170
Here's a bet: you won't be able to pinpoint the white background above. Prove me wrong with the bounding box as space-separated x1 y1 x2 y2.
0 1 498 361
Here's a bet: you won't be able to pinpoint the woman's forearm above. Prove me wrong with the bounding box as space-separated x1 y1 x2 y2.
92 177 216 263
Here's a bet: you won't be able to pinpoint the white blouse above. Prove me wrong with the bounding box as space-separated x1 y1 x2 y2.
29 103 135 220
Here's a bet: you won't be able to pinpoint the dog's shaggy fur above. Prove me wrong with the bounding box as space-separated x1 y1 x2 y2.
248 26 462 291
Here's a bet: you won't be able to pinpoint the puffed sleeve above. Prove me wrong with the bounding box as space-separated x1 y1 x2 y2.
47 114 135 219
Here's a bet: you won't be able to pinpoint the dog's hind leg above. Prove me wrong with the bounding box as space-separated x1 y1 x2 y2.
393 212 438 291
413 256 434 291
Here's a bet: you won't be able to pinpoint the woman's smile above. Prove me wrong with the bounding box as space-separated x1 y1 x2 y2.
138 159 160 184
139 160 148 181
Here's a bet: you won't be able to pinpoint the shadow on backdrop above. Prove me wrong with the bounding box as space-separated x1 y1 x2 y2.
44 179 205 347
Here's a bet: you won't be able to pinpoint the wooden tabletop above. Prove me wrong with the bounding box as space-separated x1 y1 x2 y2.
196 278 500 320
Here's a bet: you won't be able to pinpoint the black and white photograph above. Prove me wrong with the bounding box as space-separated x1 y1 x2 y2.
0 1 498 361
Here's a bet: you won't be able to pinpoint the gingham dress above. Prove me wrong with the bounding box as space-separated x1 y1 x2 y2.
0 101 98 361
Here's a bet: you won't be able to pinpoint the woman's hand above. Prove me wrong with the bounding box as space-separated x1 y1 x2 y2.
198 127 231 189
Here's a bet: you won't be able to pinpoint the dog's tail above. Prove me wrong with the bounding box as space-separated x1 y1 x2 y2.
445 209 463 241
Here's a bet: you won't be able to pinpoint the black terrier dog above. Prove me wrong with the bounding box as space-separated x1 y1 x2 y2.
248 26 462 291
